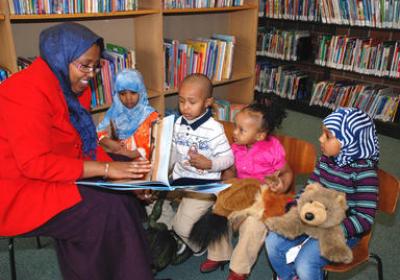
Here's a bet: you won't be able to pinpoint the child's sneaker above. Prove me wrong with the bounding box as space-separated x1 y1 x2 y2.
193 247 207 256
171 245 193 265
176 239 186 255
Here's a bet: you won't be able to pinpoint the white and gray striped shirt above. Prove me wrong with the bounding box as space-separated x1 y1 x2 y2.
171 110 234 180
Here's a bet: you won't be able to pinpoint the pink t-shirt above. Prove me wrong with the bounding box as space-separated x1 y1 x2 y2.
232 136 286 182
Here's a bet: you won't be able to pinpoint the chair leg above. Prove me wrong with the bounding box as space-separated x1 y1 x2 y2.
370 253 383 280
272 270 277 280
36 236 42 249
324 270 329 280
8 238 17 280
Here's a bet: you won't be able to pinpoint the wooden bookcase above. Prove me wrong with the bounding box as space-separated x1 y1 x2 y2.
257 16 400 139
0 1 258 122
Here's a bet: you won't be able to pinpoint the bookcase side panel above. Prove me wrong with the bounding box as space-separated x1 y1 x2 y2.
228 9 258 77
138 0 160 9
0 2 17 73
149 95 165 116
134 14 164 93
214 77 255 104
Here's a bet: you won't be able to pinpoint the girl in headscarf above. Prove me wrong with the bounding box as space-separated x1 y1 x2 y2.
97 69 159 160
266 107 380 280
0 22 154 280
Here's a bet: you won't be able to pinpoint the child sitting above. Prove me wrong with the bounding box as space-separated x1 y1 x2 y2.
97 69 158 160
200 101 293 280
265 107 380 280
170 73 234 263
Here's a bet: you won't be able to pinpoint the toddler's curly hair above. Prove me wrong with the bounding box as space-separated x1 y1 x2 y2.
243 97 287 134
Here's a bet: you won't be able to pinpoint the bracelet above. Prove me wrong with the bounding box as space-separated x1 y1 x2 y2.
103 163 110 180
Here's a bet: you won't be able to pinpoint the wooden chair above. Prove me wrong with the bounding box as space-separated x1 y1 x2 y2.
324 169 400 280
275 135 316 193
220 120 317 193
1 236 42 280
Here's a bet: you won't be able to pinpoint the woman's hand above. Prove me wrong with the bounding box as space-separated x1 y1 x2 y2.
107 160 151 180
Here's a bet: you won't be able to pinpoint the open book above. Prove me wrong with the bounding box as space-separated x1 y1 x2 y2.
77 115 230 193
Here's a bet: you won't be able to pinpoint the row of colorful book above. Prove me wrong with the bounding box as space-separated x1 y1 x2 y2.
17 56 35 70
258 0 400 29
310 80 399 122
258 0 320 21
90 43 136 109
164 34 235 89
319 0 400 28
8 0 138 15
256 27 311 61
163 0 244 9
315 35 400 79
255 61 309 100
0 67 11 83
213 99 246 122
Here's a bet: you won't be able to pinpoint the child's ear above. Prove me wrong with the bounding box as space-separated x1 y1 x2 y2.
205 97 214 108
256 131 267 141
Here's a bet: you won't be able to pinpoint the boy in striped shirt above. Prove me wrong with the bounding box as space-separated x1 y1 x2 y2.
266 107 379 280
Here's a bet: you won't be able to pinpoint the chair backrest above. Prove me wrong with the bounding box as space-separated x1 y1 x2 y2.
275 135 317 177
220 120 235 145
377 169 400 214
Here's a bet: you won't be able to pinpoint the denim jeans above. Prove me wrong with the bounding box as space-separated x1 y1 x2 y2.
265 232 359 280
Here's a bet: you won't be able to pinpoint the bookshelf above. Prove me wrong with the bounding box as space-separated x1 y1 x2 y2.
0 1 258 124
257 3 400 140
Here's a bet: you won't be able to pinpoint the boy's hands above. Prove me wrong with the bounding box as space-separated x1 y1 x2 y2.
188 147 212 170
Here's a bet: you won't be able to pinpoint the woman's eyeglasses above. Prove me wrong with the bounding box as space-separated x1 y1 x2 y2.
73 61 102 73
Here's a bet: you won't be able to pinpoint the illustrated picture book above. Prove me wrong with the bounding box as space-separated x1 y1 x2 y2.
77 115 230 193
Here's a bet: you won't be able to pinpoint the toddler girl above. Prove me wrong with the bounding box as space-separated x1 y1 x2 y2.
97 69 158 160
200 101 293 280
265 107 380 280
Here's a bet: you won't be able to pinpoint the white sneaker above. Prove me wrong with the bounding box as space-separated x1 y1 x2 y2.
176 240 187 255
193 248 207 257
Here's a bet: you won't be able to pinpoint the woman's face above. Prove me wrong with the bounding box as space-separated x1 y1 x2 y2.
69 44 101 94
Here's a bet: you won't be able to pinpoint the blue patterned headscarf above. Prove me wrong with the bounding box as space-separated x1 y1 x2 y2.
96 69 155 139
39 22 104 159
323 107 380 167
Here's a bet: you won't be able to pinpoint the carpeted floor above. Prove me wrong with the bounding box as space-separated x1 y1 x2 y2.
1 110 399 280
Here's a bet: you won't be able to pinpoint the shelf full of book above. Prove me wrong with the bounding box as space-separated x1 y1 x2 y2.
256 1 400 139
161 1 258 106
1 0 258 122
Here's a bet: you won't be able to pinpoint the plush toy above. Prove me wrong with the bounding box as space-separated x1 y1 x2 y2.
189 178 291 249
265 183 353 264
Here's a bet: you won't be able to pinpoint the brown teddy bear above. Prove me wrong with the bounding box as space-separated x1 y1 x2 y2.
189 178 291 249
265 183 353 264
